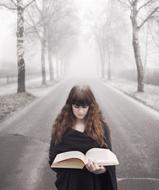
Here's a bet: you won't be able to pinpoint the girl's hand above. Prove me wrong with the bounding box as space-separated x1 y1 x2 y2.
85 159 107 174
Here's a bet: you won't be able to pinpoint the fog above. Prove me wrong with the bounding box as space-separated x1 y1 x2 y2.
0 0 108 78
67 37 99 77
0 0 159 82
0 1 159 189
0 9 16 63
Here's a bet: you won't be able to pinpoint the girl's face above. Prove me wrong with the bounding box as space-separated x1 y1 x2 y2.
72 104 89 120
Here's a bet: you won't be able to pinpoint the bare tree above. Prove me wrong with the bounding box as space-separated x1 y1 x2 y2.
118 0 159 92
25 0 50 85
48 21 77 80
45 0 78 80
93 0 121 80
147 13 159 49
93 23 106 79
0 0 35 93
25 0 78 82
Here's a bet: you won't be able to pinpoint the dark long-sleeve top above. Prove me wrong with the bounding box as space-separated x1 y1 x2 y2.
48 126 118 190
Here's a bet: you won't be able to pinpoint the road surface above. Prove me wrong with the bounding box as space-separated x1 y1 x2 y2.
0 78 159 190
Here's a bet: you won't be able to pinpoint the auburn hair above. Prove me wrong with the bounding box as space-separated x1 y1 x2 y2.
51 84 110 148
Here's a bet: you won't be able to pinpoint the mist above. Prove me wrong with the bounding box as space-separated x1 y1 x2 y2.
0 1 159 190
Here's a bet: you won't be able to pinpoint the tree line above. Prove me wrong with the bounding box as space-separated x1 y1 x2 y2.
0 0 78 93
94 0 159 92
0 0 159 93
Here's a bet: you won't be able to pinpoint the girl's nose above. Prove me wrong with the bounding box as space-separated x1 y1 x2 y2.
78 108 84 113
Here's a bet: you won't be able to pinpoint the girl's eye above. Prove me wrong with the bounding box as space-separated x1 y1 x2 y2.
73 104 88 109
72 104 79 108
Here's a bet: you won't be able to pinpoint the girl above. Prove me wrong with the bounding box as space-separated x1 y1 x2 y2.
49 85 118 190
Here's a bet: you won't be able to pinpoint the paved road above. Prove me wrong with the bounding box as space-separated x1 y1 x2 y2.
0 78 159 190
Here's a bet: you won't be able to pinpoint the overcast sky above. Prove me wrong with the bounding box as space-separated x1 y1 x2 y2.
0 9 16 63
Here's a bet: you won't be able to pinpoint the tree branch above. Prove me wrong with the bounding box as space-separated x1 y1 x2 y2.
10 0 17 7
133 0 138 4
33 1 42 16
118 0 131 8
148 21 159 48
137 0 155 13
128 0 133 5
24 0 35 10
138 6 159 29
26 9 42 42
0 3 16 10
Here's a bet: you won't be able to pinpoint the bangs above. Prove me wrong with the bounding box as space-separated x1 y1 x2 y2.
71 93 91 107
66 85 95 107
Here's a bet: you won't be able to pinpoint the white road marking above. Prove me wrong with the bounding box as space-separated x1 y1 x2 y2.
117 177 159 182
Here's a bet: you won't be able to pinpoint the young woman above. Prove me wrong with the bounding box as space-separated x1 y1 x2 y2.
49 85 118 190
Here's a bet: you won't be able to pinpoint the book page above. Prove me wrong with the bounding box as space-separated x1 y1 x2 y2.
86 148 119 166
51 158 85 169
53 151 87 164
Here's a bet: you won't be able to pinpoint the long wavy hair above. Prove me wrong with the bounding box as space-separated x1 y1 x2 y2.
51 85 110 148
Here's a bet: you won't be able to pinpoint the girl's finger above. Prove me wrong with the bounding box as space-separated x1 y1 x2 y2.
86 160 93 171
93 161 100 169
86 159 91 167
88 161 95 171
91 161 99 171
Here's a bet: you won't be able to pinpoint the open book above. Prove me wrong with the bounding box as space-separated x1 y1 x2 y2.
51 148 119 169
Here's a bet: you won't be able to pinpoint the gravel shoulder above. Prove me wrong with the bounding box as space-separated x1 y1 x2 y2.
105 78 159 112
0 79 59 122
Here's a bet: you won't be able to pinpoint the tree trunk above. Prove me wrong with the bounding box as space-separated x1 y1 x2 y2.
57 59 61 80
48 48 54 81
101 59 105 79
99 46 105 79
41 0 47 85
55 56 58 80
131 5 144 92
107 49 111 80
132 29 144 92
17 0 25 93
61 59 65 77
41 38 47 85
95 35 106 79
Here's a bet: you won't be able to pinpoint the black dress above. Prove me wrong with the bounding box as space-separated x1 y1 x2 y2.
48 126 118 190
